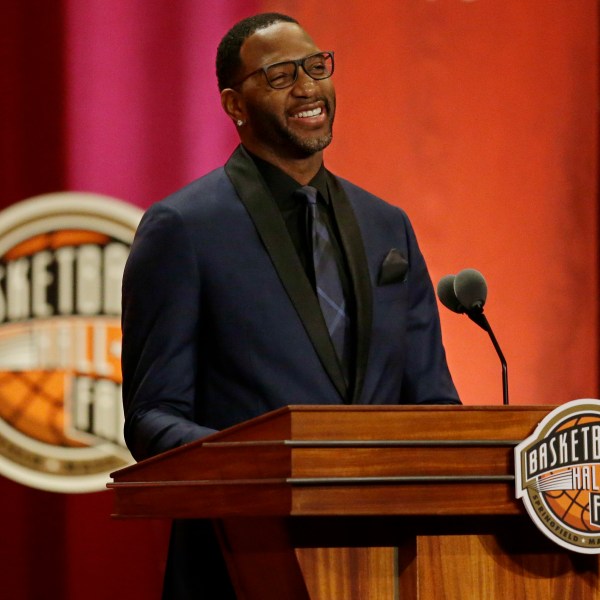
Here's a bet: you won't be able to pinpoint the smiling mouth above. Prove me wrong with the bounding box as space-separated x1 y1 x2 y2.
292 106 323 119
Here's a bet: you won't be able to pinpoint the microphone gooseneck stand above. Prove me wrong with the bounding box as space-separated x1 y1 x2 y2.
465 307 509 406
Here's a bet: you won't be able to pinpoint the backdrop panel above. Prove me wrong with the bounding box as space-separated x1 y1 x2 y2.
290 0 599 405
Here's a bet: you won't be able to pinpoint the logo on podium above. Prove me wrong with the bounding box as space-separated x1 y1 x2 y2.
515 399 600 553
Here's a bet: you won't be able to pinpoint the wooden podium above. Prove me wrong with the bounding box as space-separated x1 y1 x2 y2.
109 406 600 599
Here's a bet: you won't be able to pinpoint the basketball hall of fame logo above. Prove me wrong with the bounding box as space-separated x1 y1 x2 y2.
515 399 600 553
0 192 142 493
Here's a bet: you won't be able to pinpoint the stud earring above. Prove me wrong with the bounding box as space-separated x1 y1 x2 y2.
236 119 245 127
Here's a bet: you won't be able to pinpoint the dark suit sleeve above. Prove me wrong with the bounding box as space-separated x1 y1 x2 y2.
121 203 216 461
400 213 460 405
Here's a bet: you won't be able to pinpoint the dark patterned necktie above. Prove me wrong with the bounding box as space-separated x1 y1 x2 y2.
296 185 350 374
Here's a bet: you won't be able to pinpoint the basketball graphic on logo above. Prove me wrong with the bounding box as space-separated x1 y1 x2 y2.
0 193 142 492
0 370 79 446
541 471 595 532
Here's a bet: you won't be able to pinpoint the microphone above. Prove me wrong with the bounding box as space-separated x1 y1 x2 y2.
437 269 509 405
436 274 465 314
454 268 487 311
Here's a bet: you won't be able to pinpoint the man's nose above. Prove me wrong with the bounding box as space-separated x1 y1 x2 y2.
291 67 318 95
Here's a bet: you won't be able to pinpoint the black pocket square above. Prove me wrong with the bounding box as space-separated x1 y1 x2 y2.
378 248 409 285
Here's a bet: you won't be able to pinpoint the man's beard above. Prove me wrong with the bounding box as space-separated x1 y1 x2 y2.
247 96 335 158
281 122 333 156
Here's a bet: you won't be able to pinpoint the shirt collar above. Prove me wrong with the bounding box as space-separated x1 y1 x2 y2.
246 149 330 210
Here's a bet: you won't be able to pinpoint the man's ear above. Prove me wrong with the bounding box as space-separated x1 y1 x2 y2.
220 88 246 125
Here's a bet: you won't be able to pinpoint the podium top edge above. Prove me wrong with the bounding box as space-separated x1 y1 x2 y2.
111 405 556 478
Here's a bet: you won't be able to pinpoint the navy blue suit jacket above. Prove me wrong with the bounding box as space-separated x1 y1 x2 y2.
122 145 459 462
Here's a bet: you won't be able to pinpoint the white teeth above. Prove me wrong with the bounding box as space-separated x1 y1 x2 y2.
294 107 322 118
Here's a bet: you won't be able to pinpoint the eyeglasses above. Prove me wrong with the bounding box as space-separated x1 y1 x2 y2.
232 51 335 90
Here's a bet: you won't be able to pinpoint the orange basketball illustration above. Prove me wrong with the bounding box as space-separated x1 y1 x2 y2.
542 472 595 532
0 370 76 446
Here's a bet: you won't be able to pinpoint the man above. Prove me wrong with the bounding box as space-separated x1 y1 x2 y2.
121 12 460 599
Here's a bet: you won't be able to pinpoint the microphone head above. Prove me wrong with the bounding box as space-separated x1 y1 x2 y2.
437 274 466 314
454 268 487 311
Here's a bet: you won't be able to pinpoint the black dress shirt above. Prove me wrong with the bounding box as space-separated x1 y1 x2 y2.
248 151 356 388
248 151 352 298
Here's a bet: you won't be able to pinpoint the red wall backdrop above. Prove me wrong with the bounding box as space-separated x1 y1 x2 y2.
1 1 597 598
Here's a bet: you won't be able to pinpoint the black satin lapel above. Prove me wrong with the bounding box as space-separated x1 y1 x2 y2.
225 146 347 400
327 173 373 404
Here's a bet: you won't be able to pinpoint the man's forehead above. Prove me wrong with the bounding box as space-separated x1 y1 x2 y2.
240 22 319 68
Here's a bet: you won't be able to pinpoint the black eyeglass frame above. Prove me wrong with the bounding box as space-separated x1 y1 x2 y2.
231 51 335 90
